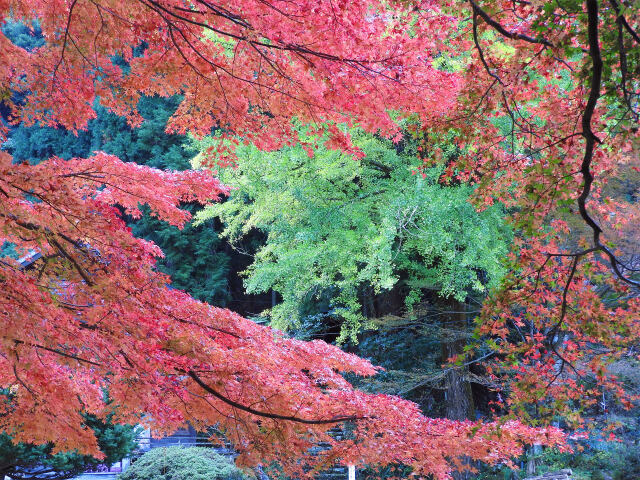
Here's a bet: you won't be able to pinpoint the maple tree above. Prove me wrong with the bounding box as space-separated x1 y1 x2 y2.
436 0 640 428
7 91 233 306
0 151 564 478
0 0 638 477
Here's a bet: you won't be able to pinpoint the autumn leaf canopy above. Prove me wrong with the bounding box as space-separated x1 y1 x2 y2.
2 0 639 478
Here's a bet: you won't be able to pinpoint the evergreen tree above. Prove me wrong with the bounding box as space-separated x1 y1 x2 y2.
5 96 230 305
0 407 138 480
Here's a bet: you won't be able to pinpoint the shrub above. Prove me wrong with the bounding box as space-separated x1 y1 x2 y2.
118 447 246 480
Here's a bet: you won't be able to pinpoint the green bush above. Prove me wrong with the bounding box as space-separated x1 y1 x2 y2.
538 442 640 480
118 447 246 480
471 441 640 480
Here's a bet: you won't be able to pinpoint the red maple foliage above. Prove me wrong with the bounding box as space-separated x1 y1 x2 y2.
431 0 640 428
0 153 564 477
2 0 638 477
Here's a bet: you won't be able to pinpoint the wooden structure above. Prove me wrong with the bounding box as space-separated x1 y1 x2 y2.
524 470 573 480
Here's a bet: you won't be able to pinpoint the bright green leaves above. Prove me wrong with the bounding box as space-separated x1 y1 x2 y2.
194 128 511 341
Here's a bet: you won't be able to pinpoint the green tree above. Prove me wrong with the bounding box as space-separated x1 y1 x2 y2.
194 129 511 342
0 19 43 51
0 412 138 480
194 128 510 441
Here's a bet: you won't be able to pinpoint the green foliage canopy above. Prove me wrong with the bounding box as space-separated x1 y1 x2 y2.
195 130 511 341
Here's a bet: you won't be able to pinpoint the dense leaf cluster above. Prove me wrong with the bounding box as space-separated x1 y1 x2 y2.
195 130 510 342
6 96 230 306
0 408 138 480
118 447 246 480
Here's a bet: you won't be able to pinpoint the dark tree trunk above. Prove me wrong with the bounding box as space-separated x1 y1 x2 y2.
440 297 475 480
441 298 475 421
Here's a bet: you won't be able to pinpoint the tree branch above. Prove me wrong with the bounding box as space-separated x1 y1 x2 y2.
469 0 553 47
609 0 640 44
187 370 364 425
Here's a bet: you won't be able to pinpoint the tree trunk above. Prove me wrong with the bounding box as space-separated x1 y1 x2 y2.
440 298 475 480
441 298 475 421
525 443 543 476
